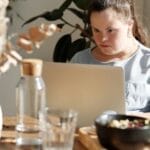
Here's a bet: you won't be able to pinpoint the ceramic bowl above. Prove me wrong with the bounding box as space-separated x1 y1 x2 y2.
95 114 150 149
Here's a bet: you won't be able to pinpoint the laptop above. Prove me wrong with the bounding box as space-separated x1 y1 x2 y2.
42 62 125 126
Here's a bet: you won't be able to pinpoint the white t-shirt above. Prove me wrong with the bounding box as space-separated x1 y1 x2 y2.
71 43 150 112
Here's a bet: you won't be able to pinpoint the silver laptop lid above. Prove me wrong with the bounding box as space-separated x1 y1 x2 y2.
42 62 125 126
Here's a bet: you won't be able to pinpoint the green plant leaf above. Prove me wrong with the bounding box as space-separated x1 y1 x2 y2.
67 38 86 60
68 8 87 23
49 9 64 20
22 10 63 26
53 34 72 62
73 0 91 10
59 0 73 12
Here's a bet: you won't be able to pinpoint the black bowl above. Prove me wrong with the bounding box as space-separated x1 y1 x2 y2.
95 114 150 150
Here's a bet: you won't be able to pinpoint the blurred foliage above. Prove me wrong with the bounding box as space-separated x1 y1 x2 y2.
22 0 94 62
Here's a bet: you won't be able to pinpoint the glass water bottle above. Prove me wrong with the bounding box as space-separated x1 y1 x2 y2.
16 59 46 146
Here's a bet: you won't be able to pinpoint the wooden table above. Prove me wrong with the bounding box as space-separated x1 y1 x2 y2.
0 116 88 150
0 140 87 150
0 113 150 150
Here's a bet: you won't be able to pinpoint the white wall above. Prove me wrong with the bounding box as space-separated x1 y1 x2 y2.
143 0 150 34
134 0 144 21
135 0 150 44
0 66 20 116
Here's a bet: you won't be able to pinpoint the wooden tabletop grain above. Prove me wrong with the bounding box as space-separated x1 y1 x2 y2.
1 113 150 150
0 116 88 150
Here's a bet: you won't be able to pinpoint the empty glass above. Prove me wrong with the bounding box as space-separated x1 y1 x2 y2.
42 108 78 150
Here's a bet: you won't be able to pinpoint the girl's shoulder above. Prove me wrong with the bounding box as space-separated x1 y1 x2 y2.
70 48 92 63
75 48 91 56
138 44 150 69
137 44 150 65
138 43 150 55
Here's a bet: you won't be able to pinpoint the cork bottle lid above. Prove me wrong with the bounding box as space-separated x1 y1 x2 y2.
21 59 43 76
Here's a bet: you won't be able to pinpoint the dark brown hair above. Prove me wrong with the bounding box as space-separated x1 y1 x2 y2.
88 0 149 46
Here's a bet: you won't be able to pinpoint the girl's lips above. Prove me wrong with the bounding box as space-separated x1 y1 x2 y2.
100 44 110 48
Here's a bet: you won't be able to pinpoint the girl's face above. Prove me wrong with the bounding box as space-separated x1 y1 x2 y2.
90 8 133 56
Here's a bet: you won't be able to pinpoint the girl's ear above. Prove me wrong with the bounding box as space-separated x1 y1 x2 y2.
127 19 134 38
128 19 134 31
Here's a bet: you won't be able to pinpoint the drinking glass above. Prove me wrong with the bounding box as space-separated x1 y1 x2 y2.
42 108 78 150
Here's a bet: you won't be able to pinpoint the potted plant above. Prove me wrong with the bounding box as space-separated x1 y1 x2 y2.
22 0 94 62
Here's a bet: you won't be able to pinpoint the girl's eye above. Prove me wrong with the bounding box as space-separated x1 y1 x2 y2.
107 29 113 33
107 28 118 33
93 28 100 33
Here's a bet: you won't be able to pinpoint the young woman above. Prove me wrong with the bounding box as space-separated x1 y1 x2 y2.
71 0 150 112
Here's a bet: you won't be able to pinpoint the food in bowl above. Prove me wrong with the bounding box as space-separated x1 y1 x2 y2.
108 118 150 129
95 114 150 150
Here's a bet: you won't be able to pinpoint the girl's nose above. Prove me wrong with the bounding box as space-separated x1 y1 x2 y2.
101 34 108 42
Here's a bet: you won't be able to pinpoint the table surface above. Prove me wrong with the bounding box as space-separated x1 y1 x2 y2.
0 140 87 150
0 113 150 150
0 116 88 150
